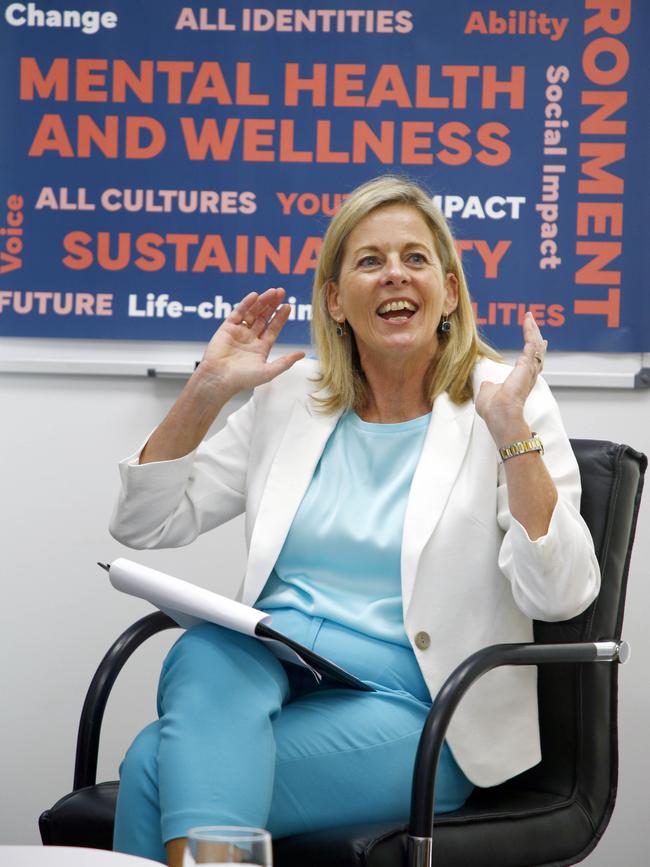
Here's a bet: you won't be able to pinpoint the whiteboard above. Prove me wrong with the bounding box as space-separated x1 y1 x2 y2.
1 336 648 390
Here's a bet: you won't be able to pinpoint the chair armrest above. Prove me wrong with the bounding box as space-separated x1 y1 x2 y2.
407 639 629 867
74 611 179 791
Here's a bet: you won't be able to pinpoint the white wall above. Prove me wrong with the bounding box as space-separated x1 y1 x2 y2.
1 370 648 865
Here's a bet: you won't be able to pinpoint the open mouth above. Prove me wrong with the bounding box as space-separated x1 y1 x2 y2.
376 299 418 321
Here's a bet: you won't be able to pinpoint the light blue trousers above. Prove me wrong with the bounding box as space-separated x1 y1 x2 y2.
113 610 473 863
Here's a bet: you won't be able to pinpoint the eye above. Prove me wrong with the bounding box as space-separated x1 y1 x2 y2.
358 254 381 268
407 251 427 265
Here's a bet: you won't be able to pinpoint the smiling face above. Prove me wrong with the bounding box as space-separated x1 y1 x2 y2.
326 203 459 372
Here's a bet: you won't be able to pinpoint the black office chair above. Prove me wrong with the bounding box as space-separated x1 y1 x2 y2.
40 440 646 866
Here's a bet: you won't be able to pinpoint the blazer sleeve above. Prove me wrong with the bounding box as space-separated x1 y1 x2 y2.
496 376 601 622
109 392 257 550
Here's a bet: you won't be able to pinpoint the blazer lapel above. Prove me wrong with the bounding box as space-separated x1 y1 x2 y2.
242 396 342 605
401 393 475 613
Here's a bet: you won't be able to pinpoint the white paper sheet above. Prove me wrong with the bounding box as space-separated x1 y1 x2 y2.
108 558 272 636
105 558 373 690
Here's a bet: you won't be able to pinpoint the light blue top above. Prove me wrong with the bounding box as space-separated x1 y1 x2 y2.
257 410 431 647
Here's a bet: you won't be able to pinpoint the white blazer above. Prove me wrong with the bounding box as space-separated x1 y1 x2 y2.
110 357 600 787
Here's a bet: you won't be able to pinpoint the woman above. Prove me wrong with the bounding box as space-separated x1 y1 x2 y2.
110 175 600 866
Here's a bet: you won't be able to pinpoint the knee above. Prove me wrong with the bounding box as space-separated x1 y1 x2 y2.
159 623 288 710
163 623 244 677
120 721 159 786
159 623 252 699
167 621 281 675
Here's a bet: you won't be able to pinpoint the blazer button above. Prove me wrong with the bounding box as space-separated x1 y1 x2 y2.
415 631 431 650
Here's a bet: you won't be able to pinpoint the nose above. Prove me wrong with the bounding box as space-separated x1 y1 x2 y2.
381 255 409 285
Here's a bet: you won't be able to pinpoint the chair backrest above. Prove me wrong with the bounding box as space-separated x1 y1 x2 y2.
511 440 646 816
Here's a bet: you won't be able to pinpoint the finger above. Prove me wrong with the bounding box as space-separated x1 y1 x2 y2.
522 314 545 366
250 287 284 309
245 290 287 333
522 312 541 346
262 303 292 343
249 287 286 319
247 300 283 337
229 288 285 328
259 351 306 382
229 292 259 326
248 306 272 337
522 341 543 366
259 286 286 303
518 345 542 378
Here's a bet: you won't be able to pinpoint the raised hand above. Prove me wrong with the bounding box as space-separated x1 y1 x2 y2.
475 312 547 446
199 288 305 395
138 289 305 463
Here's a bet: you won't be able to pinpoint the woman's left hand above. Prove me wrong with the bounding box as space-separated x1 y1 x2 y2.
475 312 547 446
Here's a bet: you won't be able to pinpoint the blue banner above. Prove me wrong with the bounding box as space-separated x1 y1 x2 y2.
1 0 647 349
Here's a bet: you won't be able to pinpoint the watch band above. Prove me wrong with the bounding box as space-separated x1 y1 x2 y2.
499 432 544 462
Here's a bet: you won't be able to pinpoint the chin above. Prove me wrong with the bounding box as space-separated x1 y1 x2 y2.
376 336 437 362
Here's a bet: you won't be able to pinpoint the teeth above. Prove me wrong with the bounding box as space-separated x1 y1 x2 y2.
378 300 417 315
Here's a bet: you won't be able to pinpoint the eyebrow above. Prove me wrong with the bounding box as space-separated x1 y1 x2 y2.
349 241 433 258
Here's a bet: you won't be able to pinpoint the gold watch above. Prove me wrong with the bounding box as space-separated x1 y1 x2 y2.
499 432 544 462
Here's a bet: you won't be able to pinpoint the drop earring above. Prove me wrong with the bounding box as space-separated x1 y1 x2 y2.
439 315 451 334
336 320 347 337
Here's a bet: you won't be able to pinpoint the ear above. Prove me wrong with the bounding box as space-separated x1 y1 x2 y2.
444 273 459 316
326 281 344 322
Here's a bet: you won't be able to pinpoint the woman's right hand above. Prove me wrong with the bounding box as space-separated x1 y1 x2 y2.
197 287 305 396
138 288 305 464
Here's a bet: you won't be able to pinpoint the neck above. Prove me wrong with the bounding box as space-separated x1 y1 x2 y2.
357 352 433 423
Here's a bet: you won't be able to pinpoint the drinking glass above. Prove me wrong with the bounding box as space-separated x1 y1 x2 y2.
183 826 272 866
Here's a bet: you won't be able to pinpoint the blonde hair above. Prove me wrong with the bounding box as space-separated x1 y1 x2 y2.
311 174 500 413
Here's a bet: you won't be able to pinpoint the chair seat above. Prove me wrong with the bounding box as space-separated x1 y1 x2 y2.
39 782 118 851
40 782 597 867
274 795 596 867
